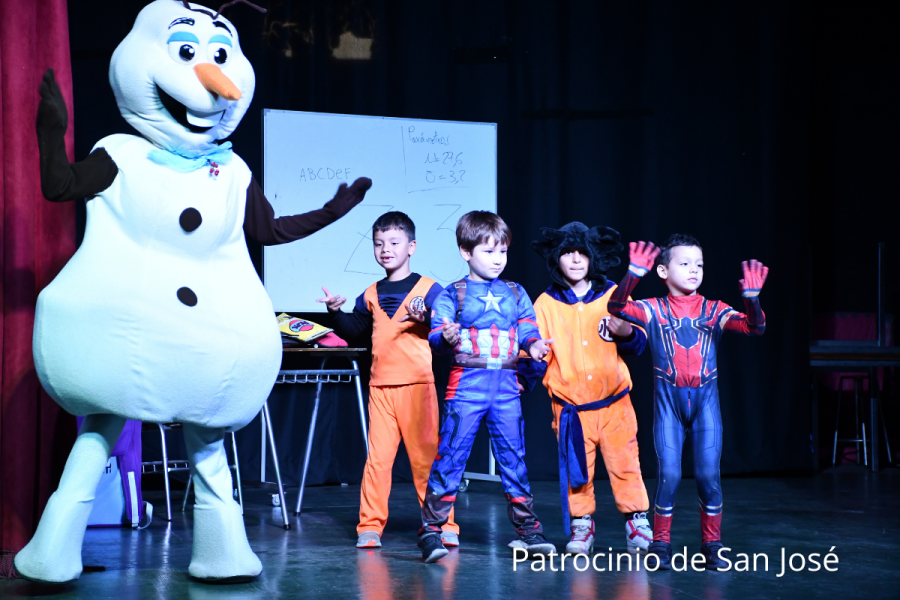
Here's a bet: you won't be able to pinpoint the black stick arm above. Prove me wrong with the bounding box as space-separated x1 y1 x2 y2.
243 176 372 246
37 69 118 202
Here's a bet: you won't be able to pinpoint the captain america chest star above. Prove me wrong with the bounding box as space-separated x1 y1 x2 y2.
456 279 521 359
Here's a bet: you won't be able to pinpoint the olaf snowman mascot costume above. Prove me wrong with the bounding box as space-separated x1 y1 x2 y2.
15 0 371 584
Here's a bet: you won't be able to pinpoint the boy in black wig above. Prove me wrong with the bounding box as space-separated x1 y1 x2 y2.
522 222 653 556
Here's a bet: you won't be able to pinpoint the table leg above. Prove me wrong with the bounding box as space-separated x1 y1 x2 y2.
352 359 369 454
811 379 819 471
296 358 326 515
159 424 172 521
260 415 267 483
871 367 880 472
262 401 290 529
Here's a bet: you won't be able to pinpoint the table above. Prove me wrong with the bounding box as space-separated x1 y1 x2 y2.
259 348 369 529
809 343 899 472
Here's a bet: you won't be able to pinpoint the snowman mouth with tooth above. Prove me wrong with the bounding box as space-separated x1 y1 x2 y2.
15 0 371 585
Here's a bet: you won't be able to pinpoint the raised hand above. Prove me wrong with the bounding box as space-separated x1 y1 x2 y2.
441 318 462 347
528 338 554 361
315 286 347 312
37 68 68 133
399 300 426 323
628 241 661 277
739 260 768 298
325 177 373 218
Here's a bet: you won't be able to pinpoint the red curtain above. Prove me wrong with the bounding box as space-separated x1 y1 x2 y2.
0 0 77 577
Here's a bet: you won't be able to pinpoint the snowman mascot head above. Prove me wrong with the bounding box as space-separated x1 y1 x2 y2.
111 0 255 158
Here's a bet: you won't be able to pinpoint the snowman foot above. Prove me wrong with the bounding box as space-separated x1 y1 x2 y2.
14 414 125 584
183 424 262 583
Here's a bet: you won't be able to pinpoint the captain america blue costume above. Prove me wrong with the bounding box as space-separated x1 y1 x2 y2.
608 240 767 568
420 277 545 538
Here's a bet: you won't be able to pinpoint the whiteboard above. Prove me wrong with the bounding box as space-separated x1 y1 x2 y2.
262 110 497 312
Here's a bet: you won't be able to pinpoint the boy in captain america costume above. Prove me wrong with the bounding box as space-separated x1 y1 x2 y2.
608 234 768 571
417 211 554 563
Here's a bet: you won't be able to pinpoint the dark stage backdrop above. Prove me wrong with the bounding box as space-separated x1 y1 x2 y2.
67 0 816 488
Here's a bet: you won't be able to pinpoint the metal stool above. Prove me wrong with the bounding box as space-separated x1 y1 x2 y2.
141 423 243 520
832 376 894 467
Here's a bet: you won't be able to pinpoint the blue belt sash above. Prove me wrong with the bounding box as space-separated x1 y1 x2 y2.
554 387 630 534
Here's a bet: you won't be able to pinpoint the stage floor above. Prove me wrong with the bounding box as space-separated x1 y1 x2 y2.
2 467 898 599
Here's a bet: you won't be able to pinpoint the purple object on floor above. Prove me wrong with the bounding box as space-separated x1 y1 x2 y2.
76 417 145 527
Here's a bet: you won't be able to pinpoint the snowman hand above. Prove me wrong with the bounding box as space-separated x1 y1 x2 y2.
325 177 372 219
37 68 68 133
35 68 118 203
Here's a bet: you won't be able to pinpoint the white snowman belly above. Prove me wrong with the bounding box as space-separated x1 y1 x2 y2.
34 135 280 429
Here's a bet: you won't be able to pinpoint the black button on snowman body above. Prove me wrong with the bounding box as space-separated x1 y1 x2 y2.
180 207 202 232
178 208 202 305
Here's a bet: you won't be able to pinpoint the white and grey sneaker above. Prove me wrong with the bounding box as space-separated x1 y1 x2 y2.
441 531 459 547
625 512 653 553
356 531 382 548
565 515 595 555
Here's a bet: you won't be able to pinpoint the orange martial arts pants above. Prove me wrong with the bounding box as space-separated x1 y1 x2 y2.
358 383 458 535
551 394 649 518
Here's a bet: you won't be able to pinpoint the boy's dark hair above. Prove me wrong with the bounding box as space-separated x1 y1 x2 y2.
372 211 415 241
655 233 703 272
456 211 511 252
532 222 623 291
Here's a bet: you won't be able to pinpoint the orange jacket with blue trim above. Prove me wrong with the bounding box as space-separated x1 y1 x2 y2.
522 281 646 404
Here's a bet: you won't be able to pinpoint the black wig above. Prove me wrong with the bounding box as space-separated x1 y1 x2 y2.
532 222 623 291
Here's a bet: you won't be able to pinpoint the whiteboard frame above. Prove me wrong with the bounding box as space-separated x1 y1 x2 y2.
261 109 497 312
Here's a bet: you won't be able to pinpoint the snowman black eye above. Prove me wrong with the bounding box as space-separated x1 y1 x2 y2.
179 45 196 61
207 42 232 67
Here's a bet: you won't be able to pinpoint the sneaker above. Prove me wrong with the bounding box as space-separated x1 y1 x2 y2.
625 511 653 553
647 541 673 570
508 539 527 550
441 531 460 547
514 532 556 557
565 516 595 555
701 541 729 571
418 533 449 563
356 531 382 548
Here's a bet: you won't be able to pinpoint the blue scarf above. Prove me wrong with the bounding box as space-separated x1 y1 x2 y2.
147 142 234 173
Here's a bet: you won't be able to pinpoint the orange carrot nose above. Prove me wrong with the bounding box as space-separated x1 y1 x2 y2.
194 63 241 101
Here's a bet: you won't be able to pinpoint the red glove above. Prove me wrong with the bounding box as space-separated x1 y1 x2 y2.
627 241 661 277
739 260 768 297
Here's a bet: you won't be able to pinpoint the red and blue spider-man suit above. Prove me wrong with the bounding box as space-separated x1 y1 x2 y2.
608 244 767 545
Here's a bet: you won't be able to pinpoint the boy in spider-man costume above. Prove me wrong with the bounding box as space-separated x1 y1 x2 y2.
417 211 554 563
608 234 768 571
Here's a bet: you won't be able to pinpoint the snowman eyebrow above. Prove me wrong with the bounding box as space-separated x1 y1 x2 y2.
212 21 233 36
168 17 195 28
